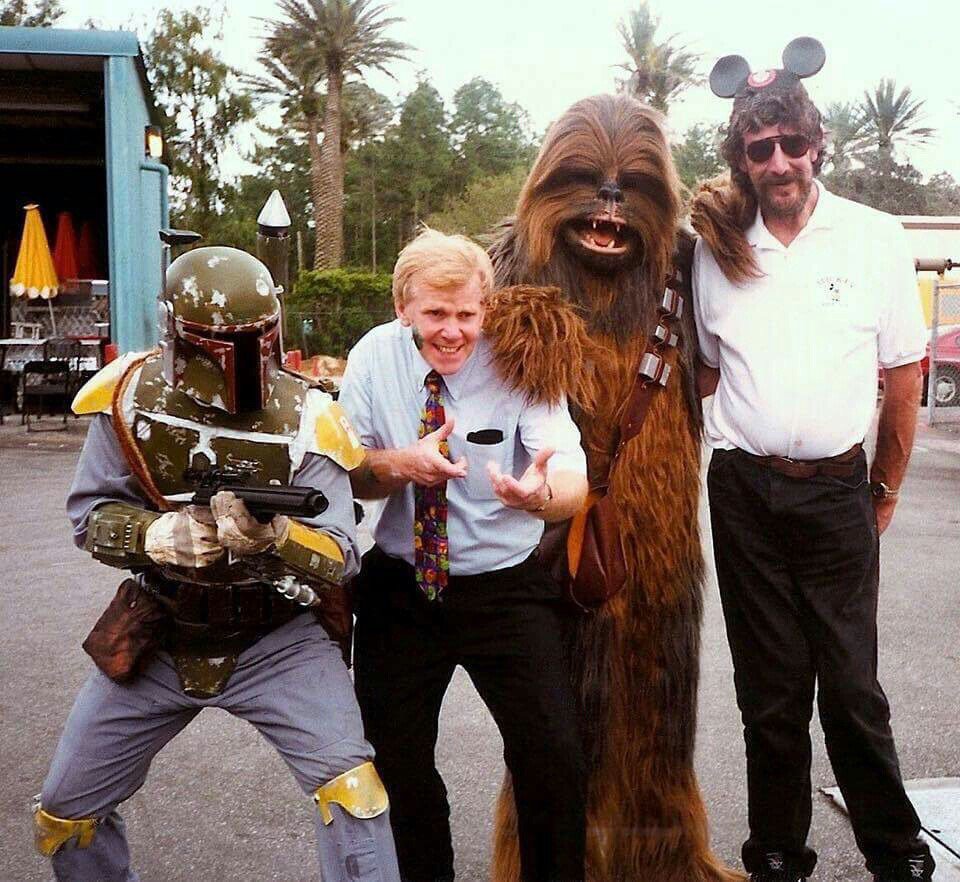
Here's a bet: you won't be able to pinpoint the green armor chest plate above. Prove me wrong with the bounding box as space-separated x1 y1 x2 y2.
129 356 314 497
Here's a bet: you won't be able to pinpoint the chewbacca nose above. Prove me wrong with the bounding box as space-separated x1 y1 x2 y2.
598 181 624 203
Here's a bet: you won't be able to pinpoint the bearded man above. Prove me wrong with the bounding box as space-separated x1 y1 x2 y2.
690 41 934 882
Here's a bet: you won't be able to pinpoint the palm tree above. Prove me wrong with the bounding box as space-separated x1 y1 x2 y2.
822 101 867 173
858 79 935 170
247 44 324 133
261 0 408 269
616 3 701 114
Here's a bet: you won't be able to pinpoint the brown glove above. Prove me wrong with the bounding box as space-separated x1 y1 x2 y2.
210 490 290 556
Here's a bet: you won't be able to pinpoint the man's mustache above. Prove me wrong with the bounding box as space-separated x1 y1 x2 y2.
760 173 802 188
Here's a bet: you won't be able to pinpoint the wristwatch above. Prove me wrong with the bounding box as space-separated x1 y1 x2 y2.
869 481 899 500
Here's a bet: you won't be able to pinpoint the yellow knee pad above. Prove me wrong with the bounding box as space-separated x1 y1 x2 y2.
33 800 99 857
313 761 389 826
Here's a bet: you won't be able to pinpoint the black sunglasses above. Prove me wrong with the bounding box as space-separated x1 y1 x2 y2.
744 134 811 163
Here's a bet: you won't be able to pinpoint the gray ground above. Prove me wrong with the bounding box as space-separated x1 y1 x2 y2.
0 413 957 882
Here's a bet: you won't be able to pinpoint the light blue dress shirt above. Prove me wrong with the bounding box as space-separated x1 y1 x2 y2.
338 320 587 576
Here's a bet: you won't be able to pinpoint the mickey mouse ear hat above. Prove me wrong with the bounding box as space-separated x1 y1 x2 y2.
709 37 825 99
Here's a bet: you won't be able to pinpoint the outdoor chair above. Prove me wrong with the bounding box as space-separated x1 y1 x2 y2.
20 337 80 432
10 321 42 340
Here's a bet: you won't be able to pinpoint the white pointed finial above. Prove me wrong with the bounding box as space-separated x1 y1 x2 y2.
257 190 291 229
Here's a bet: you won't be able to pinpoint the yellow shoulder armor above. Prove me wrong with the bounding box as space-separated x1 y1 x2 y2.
72 352 148 415
312 400 365 471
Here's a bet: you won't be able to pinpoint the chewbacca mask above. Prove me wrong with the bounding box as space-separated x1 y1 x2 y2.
487 94 740 882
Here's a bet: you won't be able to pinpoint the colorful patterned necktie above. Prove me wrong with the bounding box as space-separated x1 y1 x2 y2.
414 370 450 600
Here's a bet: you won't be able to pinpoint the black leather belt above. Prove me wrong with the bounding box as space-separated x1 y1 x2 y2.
739 442 863 479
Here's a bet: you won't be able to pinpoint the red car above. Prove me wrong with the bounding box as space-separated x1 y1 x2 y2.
921 325 960 407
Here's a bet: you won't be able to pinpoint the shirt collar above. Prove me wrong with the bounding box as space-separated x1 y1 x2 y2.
405 324 483 402
746 180 833 251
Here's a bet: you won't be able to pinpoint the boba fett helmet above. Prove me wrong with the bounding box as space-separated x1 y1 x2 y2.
159 246 282 414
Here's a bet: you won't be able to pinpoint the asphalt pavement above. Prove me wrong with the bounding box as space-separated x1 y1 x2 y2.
0 412 957 882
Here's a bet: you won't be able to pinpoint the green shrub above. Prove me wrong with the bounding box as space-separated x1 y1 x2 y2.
284 268 394 357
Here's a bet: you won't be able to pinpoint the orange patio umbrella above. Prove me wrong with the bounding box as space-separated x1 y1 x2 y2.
53 211 79 281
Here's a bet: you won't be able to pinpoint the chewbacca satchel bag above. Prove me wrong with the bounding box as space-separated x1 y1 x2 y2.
555 286 684 610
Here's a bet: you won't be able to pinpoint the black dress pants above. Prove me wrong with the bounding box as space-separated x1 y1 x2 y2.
353 546 586 882
707 448 930 878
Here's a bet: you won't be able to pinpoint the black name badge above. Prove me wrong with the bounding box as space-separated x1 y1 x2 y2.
466 429 504 445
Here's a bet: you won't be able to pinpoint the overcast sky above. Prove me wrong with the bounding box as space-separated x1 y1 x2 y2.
59 0 958 182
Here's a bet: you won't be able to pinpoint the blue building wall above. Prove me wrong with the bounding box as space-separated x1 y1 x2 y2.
104 55 168 351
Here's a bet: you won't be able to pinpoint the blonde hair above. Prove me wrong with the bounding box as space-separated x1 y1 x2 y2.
392 226 494 309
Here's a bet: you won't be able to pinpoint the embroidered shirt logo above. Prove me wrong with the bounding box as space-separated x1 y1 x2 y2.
818 275 853 305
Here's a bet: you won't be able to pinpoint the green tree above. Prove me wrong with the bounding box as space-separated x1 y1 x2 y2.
824 151 929 214
425 165 529 242
261 0 408 270
616 2 700 114
247 40 324 152
144 8 254 233
671 123 723 191
822 101 868 173
449 78 534 189
924 172 960 215
388 78 457 242
334 82 394 151
0 0 62 26
331 86 395 272
247 36 394 267
858 79 935 168
285 268 393 356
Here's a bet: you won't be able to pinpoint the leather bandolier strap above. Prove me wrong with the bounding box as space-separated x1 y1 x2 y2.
110 349 173 512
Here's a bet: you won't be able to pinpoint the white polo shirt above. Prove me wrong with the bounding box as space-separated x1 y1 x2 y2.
693 182 926 459
338 320 587 575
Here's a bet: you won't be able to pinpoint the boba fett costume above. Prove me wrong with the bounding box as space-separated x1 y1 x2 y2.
34 246 401 882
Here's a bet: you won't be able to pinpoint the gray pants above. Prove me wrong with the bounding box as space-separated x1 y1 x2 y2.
40 614 400 882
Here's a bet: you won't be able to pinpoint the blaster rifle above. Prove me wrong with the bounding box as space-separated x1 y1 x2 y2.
184 465 329 523
182 464 336 608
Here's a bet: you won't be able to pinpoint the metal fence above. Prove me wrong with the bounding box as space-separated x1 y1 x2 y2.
926 277 960 426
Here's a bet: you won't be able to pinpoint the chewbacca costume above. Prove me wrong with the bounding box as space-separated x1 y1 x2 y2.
485 95 740 882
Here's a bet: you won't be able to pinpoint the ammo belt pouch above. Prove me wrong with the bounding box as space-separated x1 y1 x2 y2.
142 572 301 638
738 442 863 480
140 573 305 698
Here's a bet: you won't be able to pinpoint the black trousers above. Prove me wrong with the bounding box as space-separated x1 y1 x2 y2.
707 448 930 877
353 546 586 882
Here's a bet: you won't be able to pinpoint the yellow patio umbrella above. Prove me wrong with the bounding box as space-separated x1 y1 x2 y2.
10 203 60 333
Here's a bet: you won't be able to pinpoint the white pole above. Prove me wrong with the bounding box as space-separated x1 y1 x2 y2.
927 276 939 426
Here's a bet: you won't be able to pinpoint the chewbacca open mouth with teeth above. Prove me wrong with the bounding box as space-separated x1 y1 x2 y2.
564 215 637 264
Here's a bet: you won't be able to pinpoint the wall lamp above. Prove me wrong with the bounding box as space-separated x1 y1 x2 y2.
144 125 164 160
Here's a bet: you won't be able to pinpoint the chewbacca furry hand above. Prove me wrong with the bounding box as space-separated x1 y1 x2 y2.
487 94 740 882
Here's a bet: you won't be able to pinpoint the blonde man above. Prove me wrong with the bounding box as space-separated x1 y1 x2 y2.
339 228 589 882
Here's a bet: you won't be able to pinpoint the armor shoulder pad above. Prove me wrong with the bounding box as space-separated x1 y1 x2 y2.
311 395 365 471
72 352 150 415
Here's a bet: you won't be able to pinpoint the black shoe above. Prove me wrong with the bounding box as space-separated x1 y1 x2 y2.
749 851 807 882
873 852 935 881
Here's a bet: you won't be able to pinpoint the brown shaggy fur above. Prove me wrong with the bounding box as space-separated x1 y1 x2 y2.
483 285 599 414
689 175 761 286
487 94 742 882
